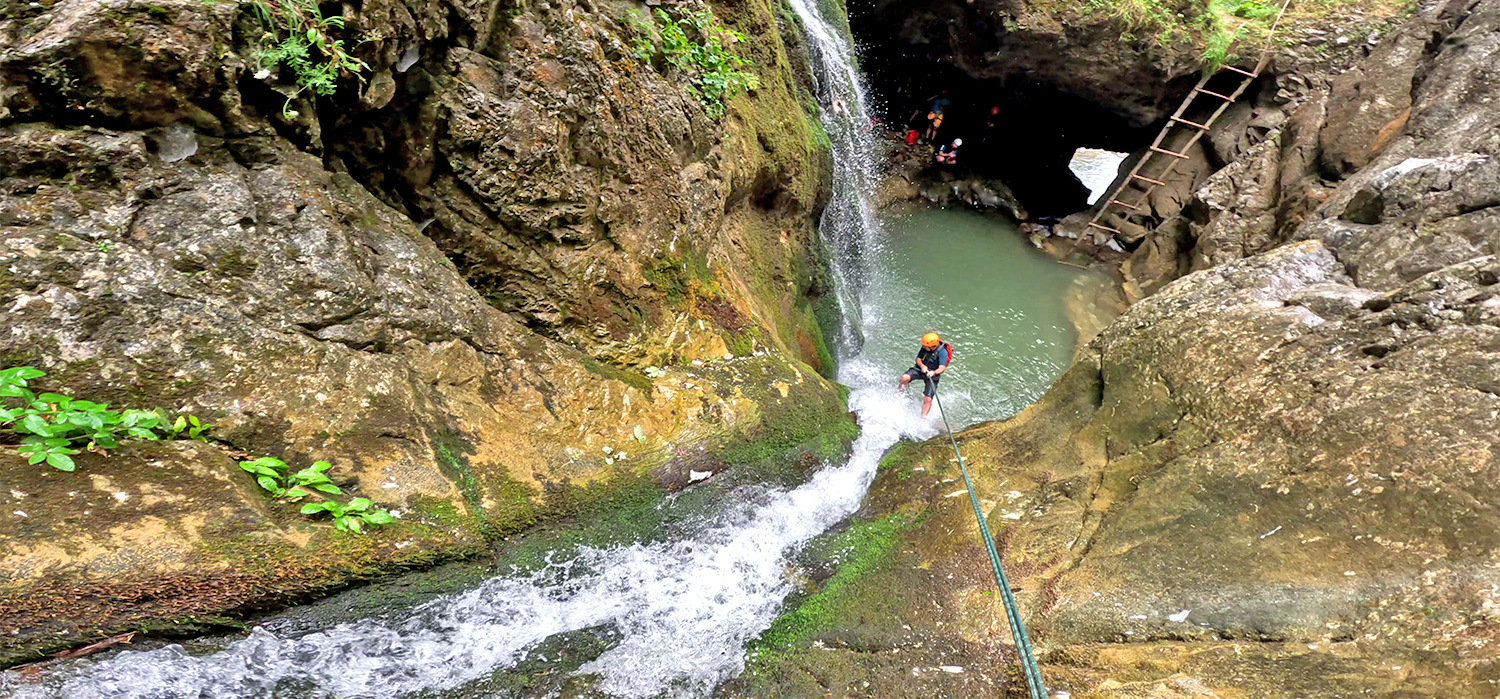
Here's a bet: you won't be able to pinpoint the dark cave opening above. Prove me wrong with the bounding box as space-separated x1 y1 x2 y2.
846 2 1224 221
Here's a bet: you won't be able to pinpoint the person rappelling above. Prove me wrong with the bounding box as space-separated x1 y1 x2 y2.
897 332 952 417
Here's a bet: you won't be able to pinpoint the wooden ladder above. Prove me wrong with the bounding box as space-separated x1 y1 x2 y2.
1068 0 1295 258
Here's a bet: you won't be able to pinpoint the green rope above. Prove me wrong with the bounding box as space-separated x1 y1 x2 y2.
932 386 1048 699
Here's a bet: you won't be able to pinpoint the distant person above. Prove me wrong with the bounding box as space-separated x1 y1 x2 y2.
981 106 1001 142
923 90 950 141
898 332 951 417
934 138 961 165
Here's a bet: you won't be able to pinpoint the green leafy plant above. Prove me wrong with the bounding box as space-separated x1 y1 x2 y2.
627 7 760 120
238 457 343 499
300 497 394 533
171 414 211 442
249 0 367 117
239 455 393 534
0 366 201 472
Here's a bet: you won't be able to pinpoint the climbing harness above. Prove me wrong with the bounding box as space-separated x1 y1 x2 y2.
931 385 1048 699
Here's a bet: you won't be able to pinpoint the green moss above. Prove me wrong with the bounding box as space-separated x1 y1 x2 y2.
643 247 716 307
495 473 671 574
747 513 914 660
726 326 759 357
877 442 920 473
716 359 858 481
432 433 484 517
579 356 654 397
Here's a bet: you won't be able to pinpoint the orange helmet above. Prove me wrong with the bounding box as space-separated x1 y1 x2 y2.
921 332 941 348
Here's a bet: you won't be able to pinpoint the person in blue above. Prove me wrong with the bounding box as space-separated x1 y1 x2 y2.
923 90 950 142
934 138 961 165
897 332 950 417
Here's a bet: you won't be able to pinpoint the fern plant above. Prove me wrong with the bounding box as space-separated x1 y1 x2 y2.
249 0 367 117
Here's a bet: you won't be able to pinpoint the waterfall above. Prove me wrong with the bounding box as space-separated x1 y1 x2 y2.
0 6 925 699
784 0 885 356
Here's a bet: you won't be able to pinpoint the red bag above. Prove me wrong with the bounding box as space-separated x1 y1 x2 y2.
905 129 919 145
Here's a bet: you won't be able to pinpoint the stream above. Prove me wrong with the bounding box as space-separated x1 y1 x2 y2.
0 2 1090 697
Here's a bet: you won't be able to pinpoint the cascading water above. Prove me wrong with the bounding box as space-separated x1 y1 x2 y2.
785 0 885 356
1 4 1088 697
1 4 926 699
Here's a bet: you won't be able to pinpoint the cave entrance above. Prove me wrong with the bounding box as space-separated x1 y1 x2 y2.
848 1 1174 221
1069 149 1129 205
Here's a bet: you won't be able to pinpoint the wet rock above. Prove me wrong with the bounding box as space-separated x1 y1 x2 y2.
0 0 853 663
774 3 1500 695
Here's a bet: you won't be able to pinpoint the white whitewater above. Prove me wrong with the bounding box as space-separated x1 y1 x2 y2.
1 2 923 699
1069 147 1128 205
6 369 925 699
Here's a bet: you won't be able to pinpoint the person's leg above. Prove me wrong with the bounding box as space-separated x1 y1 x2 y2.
920 375 936 416
921 395 933 417
898 368 918 393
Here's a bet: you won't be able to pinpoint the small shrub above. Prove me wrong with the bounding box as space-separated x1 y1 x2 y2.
249 0 367 117
238 456 342 499
240 455 394 534
627 6 760 120
300 497 394 533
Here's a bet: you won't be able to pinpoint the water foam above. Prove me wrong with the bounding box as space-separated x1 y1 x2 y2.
5 363 928 699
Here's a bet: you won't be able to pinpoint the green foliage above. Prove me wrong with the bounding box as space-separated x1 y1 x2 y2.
240 456 394 535
1228 0 1277 19
627 7 760 120
300 497 394 534
1074 0 1288 70
249 0 367 117
0 366 205 472
170 414 211 441
238 456 342 499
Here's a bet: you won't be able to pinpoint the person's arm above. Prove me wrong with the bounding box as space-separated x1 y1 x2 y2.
931 349 950 375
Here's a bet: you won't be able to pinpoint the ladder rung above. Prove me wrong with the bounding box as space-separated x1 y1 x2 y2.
1087 222 1121 234
1150 146 1190 159
1110 198 1143 211
1132 174 1167 186
1169 115 1211 131
1194 87 1235 101
1222 64 1257 77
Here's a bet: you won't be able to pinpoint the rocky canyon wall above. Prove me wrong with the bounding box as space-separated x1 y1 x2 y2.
0 0 852 662
742 1 1500 697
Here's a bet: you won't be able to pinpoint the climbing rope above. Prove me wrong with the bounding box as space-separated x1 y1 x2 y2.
932 386 1048 699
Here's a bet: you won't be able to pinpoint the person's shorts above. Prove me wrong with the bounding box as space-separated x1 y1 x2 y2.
903 367 941 397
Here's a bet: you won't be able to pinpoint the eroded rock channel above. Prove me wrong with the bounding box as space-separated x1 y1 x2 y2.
3 0 1498 697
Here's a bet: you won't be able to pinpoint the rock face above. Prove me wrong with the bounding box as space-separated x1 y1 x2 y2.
857 0 1207 127
873 135 1029 220
0 0 852 663
747 2 1500 696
